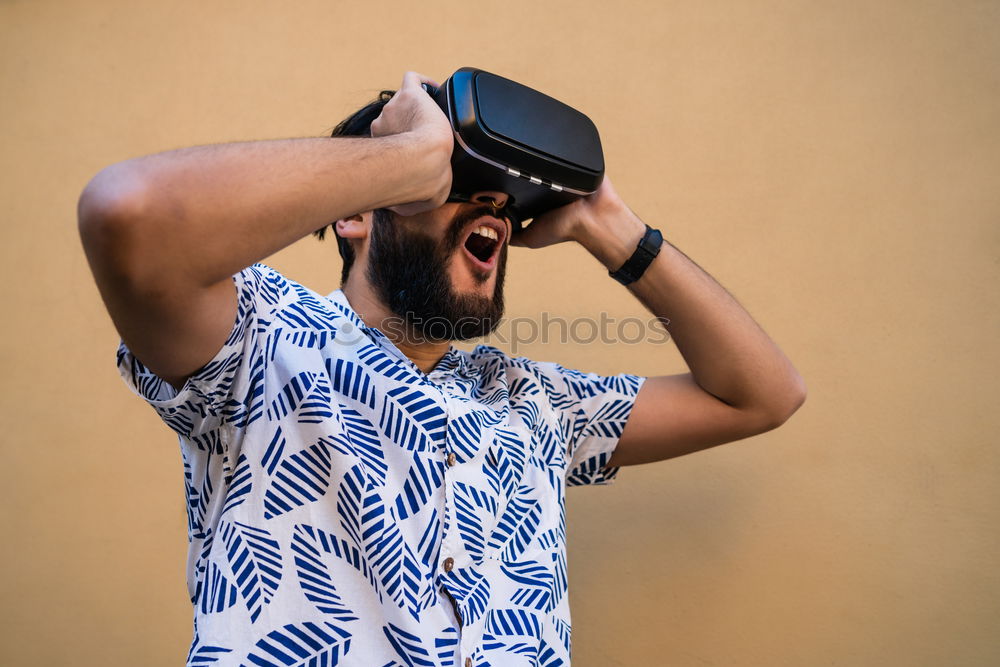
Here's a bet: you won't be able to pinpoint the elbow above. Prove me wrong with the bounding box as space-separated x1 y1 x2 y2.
774 373 808 428
748 372 807 433
78 163 147 238
77 164 154 279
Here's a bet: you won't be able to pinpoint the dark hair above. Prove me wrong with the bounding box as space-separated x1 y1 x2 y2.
315 90 396 283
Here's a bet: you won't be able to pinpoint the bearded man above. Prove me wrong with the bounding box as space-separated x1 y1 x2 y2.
78 71 805 667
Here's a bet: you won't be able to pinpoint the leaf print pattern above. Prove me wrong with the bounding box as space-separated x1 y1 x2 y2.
327 358 377 410
262 437 336 520
338 407 388 486
378 385 447 451
482 608 544 664
186 625 231 665
266 371 334 424
221 453 252 516
487 486 543 561
502 561 556 613
393 452 445 520
116 263 645 666
433 627 460 667
383 622 436 667
336 465 430 620
199 561 239 615
453 482 494 562
441 566 491 629
244 621 352 666
291 524 362 622
219 520 282 623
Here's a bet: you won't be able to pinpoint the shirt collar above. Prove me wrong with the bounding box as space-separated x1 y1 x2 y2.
325 289 476 380
325 289 368 331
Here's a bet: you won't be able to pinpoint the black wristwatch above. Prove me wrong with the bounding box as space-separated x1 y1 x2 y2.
609 225 663 285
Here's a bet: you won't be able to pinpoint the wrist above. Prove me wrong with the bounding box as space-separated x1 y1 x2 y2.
609 225 663 285
575 199 648 270
373 133 451 210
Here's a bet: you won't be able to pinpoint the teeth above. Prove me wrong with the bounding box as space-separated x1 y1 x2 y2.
473 225 498 241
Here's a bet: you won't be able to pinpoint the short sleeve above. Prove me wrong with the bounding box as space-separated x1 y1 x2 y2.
116 264 280 440
523 360 646 486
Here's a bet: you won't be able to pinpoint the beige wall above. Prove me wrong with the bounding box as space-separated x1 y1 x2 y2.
2 0 998 664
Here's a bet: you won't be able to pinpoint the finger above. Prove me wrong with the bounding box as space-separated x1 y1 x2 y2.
401 71 441 92
509 223 547 249
400 71 421 92
369 114 384 137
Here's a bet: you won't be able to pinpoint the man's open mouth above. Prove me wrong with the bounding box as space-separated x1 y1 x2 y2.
461 219 506 266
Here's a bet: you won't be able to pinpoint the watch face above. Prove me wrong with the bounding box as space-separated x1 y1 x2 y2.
640 227 661 251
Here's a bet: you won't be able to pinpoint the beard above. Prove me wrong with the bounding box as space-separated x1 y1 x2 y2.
366 205 507 343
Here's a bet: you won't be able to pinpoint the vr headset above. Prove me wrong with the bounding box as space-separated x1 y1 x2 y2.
424 67 605 230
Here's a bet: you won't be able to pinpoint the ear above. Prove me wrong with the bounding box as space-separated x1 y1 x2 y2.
335 212 371 240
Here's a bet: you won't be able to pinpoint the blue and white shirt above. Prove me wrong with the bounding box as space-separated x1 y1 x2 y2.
118 263 645 667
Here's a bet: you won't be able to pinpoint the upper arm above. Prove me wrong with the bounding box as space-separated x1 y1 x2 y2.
607 373 800 467
78 180 239 390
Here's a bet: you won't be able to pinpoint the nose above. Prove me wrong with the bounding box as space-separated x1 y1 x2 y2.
470 191 510 210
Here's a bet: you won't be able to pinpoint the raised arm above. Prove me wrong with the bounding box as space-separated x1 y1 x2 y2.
78 72 451 389
511 177 807 465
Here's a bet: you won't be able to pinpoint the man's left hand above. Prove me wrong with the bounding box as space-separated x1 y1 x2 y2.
509 177 647 270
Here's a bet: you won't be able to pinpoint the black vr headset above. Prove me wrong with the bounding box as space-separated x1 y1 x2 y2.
424 67 605 231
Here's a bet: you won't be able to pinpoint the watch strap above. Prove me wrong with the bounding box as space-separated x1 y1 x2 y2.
609 225 663 285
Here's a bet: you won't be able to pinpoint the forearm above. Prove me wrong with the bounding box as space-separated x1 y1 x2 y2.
78 134 445 289
578 201 806 420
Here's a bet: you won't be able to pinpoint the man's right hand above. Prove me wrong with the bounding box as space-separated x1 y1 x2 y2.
77 70 457 390
371 71 454 216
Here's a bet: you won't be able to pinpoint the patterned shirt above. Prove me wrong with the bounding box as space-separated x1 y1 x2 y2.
117 263 645 667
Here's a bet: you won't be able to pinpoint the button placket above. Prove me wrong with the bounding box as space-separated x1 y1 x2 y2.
439 395 456 577
438 391 464 589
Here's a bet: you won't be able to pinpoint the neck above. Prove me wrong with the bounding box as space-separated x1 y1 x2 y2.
341 280 451 375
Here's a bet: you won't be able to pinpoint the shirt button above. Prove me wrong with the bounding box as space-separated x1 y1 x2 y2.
442 557 454 573
465 659 472 667
447 452 457 467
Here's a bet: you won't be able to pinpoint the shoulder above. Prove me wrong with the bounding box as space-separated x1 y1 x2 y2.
465 345 570 399
238 263 303 303
470 345 643 399
239 264 349 331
